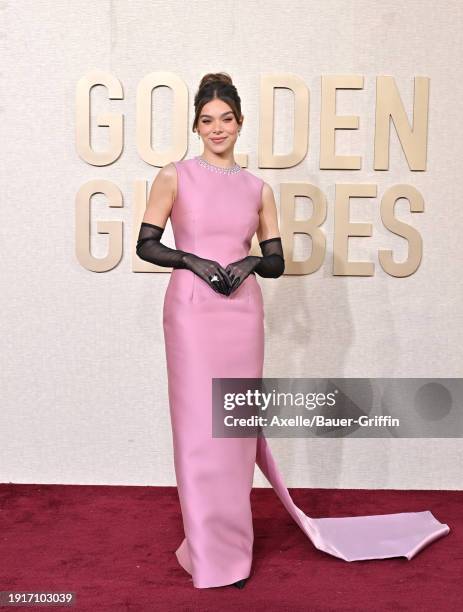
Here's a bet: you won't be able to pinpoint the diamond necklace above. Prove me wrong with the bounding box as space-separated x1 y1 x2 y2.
195 155 241 174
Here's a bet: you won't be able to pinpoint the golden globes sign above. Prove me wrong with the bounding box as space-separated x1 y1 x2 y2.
75 72 428 277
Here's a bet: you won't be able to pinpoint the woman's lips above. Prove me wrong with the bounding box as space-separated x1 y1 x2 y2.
211 137 226 143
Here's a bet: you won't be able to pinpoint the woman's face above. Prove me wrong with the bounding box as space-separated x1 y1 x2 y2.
196 98 242 155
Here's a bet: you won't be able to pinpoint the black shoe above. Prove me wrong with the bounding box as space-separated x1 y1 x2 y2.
232 578 247 589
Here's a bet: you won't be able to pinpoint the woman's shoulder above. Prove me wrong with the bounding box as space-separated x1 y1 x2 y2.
163 158 189 172
160 158 195 179
241 165 265 187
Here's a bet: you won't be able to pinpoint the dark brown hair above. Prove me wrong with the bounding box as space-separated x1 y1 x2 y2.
192 72 242 134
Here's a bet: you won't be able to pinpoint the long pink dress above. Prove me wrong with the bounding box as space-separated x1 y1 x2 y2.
162 156 450 589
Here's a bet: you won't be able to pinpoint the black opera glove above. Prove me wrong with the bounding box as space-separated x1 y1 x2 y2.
181 253 232 296
225 237 285 295
136 222 232 295
225 256 261 293
136 222 188 269
254 237 285 279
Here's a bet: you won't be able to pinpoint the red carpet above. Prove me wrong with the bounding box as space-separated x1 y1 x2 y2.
0 483 459 611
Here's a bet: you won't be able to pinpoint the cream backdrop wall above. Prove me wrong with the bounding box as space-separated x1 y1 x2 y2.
1 0 462 488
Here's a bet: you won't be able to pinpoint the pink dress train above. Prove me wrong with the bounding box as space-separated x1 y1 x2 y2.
162 157 450 589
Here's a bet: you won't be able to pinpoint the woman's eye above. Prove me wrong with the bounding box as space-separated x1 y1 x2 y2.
201 118 233 124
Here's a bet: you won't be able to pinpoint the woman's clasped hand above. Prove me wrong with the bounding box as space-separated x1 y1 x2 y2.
181 253 232 295
182 253 260 296
135 222 284 297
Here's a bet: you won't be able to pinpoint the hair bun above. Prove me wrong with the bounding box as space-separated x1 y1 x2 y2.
198 72 233 90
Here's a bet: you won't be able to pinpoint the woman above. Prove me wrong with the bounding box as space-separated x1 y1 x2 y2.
136 73 450 590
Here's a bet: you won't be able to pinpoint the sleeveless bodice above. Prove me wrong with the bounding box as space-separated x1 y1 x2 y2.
165 157 264 307
171 157 263 265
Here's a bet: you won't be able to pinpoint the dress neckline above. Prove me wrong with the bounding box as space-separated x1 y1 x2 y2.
194 155 242 174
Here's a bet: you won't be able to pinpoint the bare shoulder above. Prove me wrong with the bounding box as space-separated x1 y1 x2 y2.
154 162 178 200
260 181 276 210
142 163 179 226
158 161 177 183
261 181 274 198
256 180 280 241
161 161 177 179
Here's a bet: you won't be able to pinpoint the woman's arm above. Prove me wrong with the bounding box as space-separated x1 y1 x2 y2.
254 182 285 278
141 162 177 228
136 164 232 295
136 163 187 269
256 182 281 243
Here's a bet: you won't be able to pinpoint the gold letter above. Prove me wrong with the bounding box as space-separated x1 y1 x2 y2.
379 185 424 277
75 180 123 272
280 183 327 274
137 72 188 167
374 76 429 170
259 74 309 168
333 184 376 276
76 71 123 166
320 75 364 170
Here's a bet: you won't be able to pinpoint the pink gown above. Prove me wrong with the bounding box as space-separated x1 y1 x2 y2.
162 156 450 589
